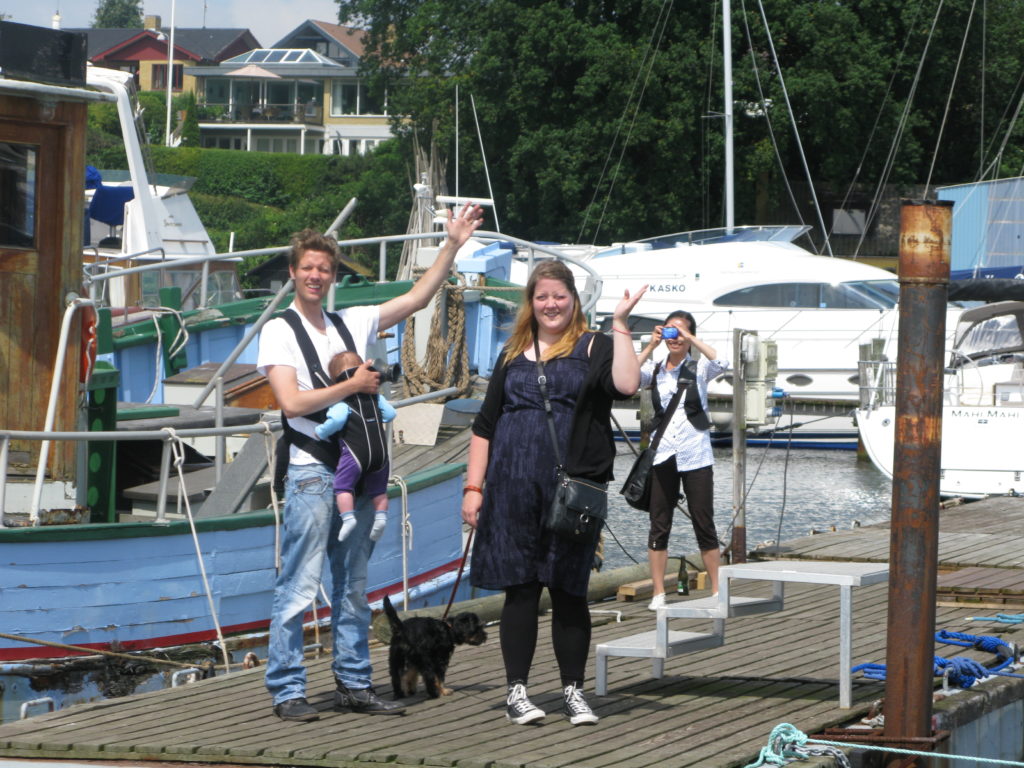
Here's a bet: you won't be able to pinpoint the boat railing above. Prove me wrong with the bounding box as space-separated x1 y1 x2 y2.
0 385 461 529
184 229 599 411
632 224 813 251
858 359 897 409
0 420 281 528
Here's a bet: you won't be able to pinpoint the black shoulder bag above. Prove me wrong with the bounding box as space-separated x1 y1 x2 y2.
620 362 687 511
534 338 607 543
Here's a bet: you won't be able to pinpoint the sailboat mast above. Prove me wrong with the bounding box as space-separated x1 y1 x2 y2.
723 0 735 231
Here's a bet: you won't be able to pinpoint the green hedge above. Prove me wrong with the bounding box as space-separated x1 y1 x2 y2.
85 99 415 281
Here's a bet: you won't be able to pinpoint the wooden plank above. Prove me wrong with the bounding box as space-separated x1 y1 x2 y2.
4 501 1024 768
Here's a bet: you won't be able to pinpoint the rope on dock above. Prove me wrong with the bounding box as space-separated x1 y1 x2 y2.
969 613 1024 624
742 723 850 767
744 723 1024 767
851 630 1024 689
0 631 212 671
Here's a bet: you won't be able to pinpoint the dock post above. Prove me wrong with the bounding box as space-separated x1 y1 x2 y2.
883 200 951 762
730 329 747 563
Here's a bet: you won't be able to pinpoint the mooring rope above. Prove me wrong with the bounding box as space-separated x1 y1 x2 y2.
969 613 1024 624
400 273 472 399
744 722 1024 767
0 631 211 671
163 427 231 673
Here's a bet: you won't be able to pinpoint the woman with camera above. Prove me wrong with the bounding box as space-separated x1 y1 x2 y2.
637 310 729 610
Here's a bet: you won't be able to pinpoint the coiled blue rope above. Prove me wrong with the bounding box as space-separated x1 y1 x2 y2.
852 630 1023 689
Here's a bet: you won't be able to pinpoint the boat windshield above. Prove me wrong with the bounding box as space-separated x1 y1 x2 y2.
713 279 900 309
955 311 1024 359
636 224 812 250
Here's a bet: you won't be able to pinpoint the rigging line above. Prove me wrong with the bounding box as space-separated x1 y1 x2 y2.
700 1 718 228
772 408 795 554
721 417 777 552
924 0 980 197
858 0 946 255
591 0 674 246
576 0 673 245
986 87 1024 181
976 58 1024 179
754 0 833 257
834 2 924 255
469 94 500 233
979 0 986 180
737 0 809 242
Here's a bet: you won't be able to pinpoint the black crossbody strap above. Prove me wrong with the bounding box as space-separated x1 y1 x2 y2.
648 362 686 454
533 337 565 470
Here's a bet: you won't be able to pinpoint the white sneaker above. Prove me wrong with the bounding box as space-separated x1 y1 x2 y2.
647 592 666 611
506 682 545 725
562 683 599 725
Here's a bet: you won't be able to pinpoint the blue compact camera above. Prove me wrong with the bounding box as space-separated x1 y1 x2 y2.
661 327 680 339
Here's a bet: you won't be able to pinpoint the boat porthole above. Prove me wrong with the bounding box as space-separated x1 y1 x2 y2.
786 374 813 387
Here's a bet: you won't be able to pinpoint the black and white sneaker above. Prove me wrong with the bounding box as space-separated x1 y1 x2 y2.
562 683 599 725
505 682 545 724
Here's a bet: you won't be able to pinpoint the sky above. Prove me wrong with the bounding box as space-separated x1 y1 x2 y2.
6 0 345 49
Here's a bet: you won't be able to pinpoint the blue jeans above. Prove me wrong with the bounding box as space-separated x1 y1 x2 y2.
265 462 376 705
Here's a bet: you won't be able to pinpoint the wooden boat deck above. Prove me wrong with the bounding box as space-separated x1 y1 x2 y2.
1 498 1022 768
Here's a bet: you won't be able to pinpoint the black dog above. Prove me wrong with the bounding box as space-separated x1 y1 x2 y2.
383 595 488 699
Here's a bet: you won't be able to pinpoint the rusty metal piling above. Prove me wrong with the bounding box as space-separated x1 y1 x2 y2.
883 200 952 766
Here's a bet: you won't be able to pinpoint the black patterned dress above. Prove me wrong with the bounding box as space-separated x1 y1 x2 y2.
470 335 598 596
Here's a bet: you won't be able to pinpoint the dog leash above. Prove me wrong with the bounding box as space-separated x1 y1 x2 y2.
442 528 474 620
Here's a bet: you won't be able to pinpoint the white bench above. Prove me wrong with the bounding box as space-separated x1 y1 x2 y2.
594 560 889 708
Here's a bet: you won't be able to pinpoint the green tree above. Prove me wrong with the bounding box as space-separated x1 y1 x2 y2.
177 91 201 147
340 0 1024 245
92 0 143 28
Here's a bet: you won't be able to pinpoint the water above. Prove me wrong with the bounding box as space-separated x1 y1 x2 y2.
601 446 893 572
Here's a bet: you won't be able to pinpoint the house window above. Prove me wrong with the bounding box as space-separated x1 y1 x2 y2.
204 79 229 105
152 63 184 91
330 82 384 116
332 82 358 115
0 142 37 248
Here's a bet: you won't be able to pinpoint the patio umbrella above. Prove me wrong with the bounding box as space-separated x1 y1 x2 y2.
230 63 281 79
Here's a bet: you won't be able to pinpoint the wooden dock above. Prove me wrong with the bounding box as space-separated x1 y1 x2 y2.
1 497 1023 768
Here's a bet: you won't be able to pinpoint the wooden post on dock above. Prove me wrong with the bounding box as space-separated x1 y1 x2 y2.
731 329 747 563
883 200 951 764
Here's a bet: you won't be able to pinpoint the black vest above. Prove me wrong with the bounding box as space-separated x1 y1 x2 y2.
650 358 711 433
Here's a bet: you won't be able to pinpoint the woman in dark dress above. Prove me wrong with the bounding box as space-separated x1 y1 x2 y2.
461 260 645 726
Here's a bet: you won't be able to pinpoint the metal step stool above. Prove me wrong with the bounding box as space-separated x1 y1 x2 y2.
595 586 784 695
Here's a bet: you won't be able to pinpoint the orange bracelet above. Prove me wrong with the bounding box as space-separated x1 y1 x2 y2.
612 327 632 336
463 484 483 496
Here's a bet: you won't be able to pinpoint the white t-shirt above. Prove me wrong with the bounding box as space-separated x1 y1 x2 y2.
639 354 729 472
258 303 380 464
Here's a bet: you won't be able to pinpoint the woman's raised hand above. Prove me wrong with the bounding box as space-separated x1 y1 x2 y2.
612 285 649 324
446 202 485 248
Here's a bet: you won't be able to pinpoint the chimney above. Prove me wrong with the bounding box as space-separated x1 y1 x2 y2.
145 15 162 31
52 12 62 29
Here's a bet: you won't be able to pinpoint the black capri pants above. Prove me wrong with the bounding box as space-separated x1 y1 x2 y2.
647 458 718 552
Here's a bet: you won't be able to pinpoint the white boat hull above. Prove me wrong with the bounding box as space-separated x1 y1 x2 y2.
856 404 1024 498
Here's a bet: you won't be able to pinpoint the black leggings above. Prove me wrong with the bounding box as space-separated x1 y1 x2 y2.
500 581 591 687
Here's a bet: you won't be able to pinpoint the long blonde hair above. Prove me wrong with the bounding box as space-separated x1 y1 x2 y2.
505 259 590 361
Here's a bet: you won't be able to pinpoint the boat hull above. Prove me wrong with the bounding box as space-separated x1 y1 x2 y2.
856 405 1024 498
0 465 468 662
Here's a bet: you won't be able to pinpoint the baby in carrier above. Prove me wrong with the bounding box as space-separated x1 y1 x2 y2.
315 350 397 542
